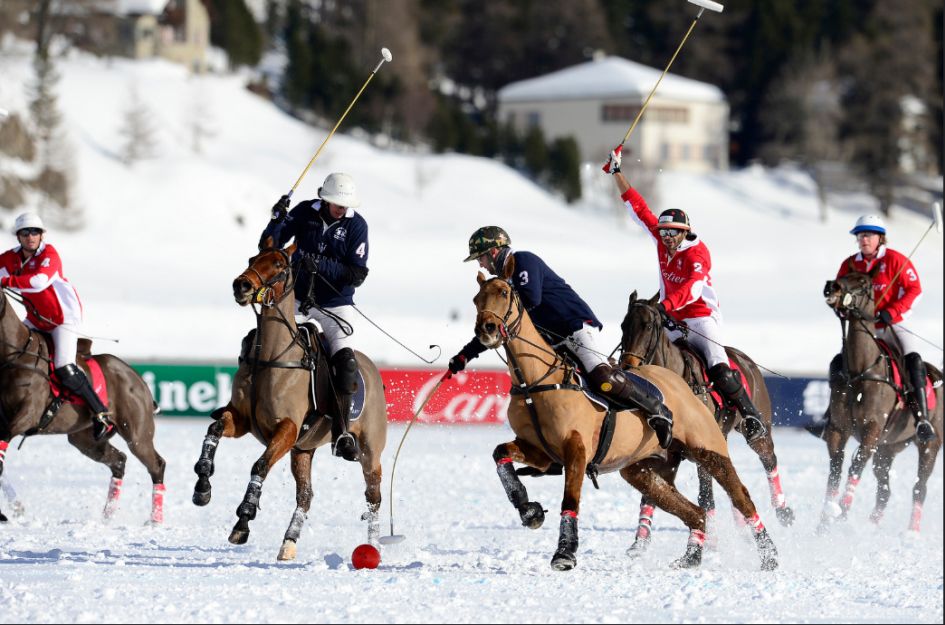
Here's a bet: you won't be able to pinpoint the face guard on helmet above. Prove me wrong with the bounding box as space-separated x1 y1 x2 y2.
464 226 511 262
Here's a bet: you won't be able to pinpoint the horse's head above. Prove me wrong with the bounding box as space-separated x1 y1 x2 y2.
233 238 297 306
619 290 662 368
824 262 880 319
473 270 522 349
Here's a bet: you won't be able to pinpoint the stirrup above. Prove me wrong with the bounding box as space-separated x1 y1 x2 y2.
92 412 114 441
647 413 673 449
332 431 360 462
915 419 936 443
741 415 767 443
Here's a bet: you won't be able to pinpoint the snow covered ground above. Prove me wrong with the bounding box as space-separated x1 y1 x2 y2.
0 421 941 623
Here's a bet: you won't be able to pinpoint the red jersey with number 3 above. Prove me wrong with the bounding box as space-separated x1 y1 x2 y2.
836 245 921 327
0 242 83 331
622 187 720 320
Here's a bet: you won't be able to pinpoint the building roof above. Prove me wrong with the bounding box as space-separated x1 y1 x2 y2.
498 56 724 104
117 0 169 15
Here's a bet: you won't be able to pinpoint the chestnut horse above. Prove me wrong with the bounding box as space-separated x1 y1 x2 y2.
191 242 389 561
473 269 778 571
0 288 166 524
618 291 794 551
821 267 942 532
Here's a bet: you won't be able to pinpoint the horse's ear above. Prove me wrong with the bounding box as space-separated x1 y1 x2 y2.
628 290 638 306
648 292 659 304
285 242 297 258
477 271 486 286
847 258 856 274
261 235 274 250
501 253 516 281
867 261 882 279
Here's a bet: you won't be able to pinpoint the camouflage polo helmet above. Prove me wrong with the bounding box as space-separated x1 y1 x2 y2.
464 226 511 262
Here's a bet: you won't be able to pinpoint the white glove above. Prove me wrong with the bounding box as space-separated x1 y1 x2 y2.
602 145 622 174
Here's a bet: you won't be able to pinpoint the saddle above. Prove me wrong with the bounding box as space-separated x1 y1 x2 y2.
238 324 366 438
672 339 751 411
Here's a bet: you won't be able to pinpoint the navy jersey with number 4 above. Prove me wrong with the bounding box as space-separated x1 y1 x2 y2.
260 199 369 307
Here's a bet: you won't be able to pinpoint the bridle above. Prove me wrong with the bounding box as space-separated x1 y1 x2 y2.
238 247 295 310
621 300 665 367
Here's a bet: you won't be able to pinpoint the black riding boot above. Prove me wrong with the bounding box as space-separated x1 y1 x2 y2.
588 364 674 449
708 363 767 443
330 348 360 461
905 353 935 443
56 363 113 441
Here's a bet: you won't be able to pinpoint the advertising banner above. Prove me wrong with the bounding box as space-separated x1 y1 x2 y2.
132 363 829 428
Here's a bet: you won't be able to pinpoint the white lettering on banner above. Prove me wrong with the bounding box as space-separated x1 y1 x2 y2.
413 372 510 423
803 381 831 418
188 381 216 412
216 373 232 409
141 371 157 399
159 380 189 412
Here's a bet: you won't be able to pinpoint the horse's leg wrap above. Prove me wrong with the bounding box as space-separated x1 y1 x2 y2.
102 477 123 520
330 348 361 462
284 506 307 544
362 503 380 546
193 420 223 506
237 475 263 521
673 529 705 569
627 501 655 556
497 458 544 529
746 512 779 571
150 484 165 525
766 467 795 526
708 363 766 443
909 501 923 532
550 511 579 571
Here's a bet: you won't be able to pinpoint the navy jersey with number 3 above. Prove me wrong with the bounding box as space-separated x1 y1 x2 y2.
510 251 601 340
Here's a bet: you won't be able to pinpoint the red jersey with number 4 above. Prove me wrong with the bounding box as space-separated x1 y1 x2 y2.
0 242 83 331
836 245 921 327
622 187 720 320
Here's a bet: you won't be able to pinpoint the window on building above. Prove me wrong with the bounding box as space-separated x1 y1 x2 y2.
601 103 641 122
651 107 689 124
680 144 690 160
660 143 671 161
526 111 541 128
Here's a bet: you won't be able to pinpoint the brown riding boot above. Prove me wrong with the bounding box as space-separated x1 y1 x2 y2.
708 363 767 443
587 364 674 449
55 364 114 441
905 353 936 443
330 348 360 461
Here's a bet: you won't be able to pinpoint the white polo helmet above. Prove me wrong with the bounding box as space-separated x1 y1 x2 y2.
317 172 360 208
850 214 886 235
12 212 45 235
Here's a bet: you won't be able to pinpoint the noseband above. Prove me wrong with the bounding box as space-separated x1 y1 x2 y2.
826 278 873 320
240 248 294 308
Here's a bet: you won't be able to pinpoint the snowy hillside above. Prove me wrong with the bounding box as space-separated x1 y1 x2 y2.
0 41 942 373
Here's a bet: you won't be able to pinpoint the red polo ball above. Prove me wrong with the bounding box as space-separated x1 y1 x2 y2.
352 544 381 570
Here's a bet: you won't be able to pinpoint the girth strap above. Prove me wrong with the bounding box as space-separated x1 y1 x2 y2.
585 408 617 489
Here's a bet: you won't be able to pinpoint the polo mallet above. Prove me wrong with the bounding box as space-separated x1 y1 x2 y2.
602 0 724 172
284 48 393 201
379 370 450 545
876 201 943 308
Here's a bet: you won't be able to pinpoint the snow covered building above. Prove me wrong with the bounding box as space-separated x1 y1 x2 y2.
497 56 729 173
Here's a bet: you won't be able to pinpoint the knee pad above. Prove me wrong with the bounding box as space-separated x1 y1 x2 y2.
708 363 741 395
330 348 358 392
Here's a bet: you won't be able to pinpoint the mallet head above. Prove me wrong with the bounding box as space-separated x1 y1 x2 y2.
381 48 393 63
688 0 724 12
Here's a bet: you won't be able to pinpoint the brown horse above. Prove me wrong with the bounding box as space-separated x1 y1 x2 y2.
473 269 778 571
191 241 389 561
0 288 166 524
618 291 794 550
821 268 942 532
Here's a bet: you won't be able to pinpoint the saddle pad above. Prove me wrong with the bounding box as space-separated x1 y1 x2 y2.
50 358 110 408
321 368 367 422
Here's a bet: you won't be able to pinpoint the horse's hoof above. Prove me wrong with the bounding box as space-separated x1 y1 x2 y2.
229 522 250 545
550 550 576 571
277 540 297 561
193 488 211 507
775 505 795 527
671 544 703 569
519 502 545 529
626 536 650 558
0 510 7 523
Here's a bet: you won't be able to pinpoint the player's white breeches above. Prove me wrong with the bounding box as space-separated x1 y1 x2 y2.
296 302 356 356
25 320 80 369
566 324 610 372
877 323 923 358
665 314 729 368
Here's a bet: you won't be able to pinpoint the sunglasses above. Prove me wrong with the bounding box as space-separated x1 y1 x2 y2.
17 228 43 237
658 228 684 238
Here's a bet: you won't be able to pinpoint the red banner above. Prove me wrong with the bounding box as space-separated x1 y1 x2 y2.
379 369 512 424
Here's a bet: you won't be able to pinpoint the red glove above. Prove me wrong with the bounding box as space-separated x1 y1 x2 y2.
602 145 623 173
